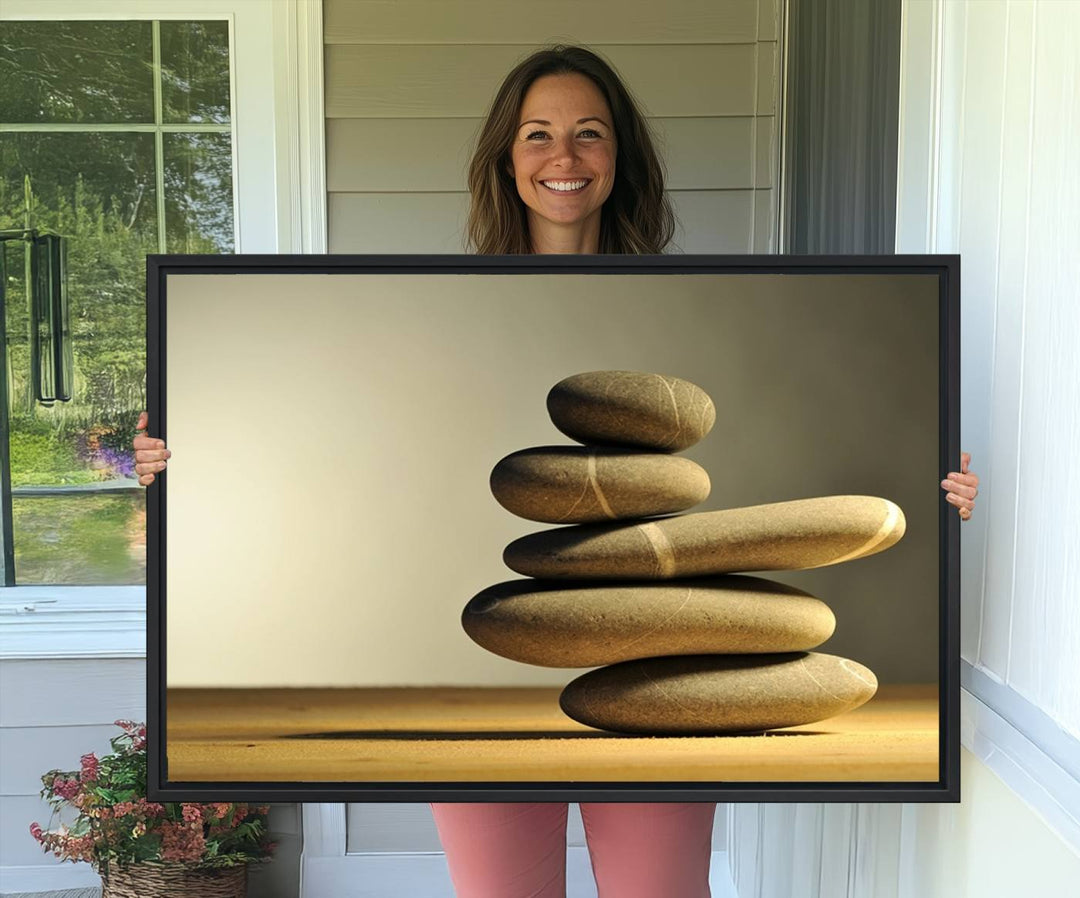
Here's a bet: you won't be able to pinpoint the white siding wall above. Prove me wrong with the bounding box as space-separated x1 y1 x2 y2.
0 659 301 898
729 1 1080 894
0 660 144 892
324 0 782 254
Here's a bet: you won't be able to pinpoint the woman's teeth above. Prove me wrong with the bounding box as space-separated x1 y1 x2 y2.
542 180 589 192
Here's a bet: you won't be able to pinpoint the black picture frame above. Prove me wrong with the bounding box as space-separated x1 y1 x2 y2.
147 253 960 803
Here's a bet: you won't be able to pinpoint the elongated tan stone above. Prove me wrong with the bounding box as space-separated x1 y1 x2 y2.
559 652 878 734
462 576 835 667
547 371 716 452
504 495 905 579
489 446 710 523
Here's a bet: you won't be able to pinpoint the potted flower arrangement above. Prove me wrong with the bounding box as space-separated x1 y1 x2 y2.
30 720 275 897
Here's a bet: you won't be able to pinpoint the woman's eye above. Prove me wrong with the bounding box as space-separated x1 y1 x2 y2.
525 130 549 140
579 129 602 138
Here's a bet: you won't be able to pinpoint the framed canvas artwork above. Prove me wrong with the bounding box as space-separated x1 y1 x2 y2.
147 254 960 803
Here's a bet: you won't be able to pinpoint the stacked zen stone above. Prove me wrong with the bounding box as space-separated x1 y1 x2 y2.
462 371 905 735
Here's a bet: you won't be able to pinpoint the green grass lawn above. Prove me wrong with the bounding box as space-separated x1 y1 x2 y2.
13 491 146 584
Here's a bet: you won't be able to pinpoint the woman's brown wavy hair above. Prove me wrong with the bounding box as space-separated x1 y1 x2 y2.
465 45 676 254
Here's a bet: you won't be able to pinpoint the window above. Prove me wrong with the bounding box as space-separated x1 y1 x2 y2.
0 19 234 585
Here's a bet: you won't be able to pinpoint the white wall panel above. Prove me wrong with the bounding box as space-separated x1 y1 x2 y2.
0 724 120 796
669 189 759 252
1005 2 1080 728
346 802 444 852
979 0 1035 691
956 0 1010 677
325 0 761 45
0 795 73 868
326 116 767 193
326 44 759 119
329 191 469 253
0 660 145 728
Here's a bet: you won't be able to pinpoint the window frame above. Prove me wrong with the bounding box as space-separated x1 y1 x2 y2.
0 0 327 658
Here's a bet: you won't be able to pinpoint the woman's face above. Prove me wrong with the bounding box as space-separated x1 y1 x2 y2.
508 73 617 238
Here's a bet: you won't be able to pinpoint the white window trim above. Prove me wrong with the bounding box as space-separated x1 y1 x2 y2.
0 0 326 659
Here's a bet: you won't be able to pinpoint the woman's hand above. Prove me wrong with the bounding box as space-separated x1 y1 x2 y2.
133 411 171 486
941 451 979 520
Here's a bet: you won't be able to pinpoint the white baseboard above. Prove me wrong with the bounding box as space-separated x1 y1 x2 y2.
300 848 737 897
5 850 737 898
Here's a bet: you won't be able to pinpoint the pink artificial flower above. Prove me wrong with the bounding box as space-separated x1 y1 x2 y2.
80 753 99 782
139 799 166 818
29 822 43 842
52 777 80 801
160 821 206 863
181 804 202 824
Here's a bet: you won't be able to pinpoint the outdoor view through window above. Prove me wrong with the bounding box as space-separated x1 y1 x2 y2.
0 19 234 584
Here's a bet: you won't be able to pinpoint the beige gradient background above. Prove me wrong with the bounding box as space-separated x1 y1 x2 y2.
165 271 940 688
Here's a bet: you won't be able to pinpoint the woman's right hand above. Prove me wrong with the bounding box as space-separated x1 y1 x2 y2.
133 411 171 486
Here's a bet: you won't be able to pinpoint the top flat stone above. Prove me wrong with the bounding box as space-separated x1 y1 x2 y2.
504 495 906 579
547 371 716 452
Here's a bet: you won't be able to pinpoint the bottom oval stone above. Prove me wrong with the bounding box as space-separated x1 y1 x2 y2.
559 652 877 734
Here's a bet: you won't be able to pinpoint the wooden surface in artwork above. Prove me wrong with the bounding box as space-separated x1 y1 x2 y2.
166 684 938 782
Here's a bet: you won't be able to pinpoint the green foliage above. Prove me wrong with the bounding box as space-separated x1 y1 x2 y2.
13 493 144 585
31 722 276 875
8 429 94 485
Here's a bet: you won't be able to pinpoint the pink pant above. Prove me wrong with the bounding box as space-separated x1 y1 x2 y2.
430 802 716 898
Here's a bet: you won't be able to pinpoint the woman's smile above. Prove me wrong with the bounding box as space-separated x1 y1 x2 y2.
540 178 592 193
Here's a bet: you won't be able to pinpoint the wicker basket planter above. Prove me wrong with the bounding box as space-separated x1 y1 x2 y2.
100 862 247 897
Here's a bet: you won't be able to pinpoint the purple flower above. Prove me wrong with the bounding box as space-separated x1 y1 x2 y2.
94 446 137 479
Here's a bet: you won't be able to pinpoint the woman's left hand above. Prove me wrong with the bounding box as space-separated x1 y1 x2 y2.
941 451 979 521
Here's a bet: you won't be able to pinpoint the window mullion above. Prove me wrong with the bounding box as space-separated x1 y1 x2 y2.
153 19 167 254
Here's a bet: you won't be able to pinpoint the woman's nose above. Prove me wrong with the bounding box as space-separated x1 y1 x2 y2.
548 134 580 165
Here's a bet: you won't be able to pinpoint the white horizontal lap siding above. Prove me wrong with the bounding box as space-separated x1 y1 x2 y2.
0 660 145 870
323 0 762 45
324 0 781 255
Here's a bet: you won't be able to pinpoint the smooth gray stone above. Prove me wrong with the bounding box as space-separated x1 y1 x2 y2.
547 371 716 451
504 495 906 579
559 652 878 734
462 576 835 667
489 446 711 523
